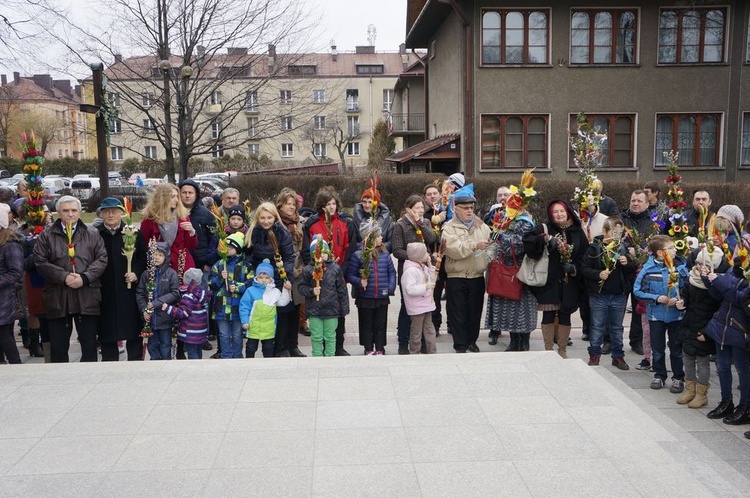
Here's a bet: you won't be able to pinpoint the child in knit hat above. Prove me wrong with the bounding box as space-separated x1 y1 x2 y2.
298 235 349 356
226 205 248 235
210 232 254 358
137 242 180 360
239 259 291 358
163 267 212 359
401 242 437 354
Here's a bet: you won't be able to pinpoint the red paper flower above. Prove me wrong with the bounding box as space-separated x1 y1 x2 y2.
506 194 523 210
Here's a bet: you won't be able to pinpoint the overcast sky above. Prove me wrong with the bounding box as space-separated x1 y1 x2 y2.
0 0 408 80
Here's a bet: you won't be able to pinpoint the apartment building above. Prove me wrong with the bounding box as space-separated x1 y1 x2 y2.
399 0 750 183
0 73 85 159
96 46 415 168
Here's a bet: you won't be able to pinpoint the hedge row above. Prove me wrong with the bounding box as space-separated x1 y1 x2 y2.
231 174 750 221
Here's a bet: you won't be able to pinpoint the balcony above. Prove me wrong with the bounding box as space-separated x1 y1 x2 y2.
345 99 360 112
206 103 222 115
244 104 259 114
389 113 425 135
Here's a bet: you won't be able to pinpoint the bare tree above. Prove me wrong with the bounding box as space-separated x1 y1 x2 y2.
46 0 319 181
0 84 21 157
300 112 363 172
15 109 66 155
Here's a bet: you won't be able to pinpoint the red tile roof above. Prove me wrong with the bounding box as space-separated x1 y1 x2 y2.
386 133 460 163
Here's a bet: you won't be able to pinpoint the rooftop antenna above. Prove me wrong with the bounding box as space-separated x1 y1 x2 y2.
367 25 377 46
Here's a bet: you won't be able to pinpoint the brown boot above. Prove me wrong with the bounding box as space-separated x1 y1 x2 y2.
688 382 709 409
541 323 555 351
677 380 696 405
557 325 571 359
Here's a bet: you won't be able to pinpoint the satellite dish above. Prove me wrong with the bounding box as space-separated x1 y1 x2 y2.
367 25 377 46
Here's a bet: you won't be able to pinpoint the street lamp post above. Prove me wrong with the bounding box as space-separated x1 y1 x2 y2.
177 65 193 183
158 59 176 184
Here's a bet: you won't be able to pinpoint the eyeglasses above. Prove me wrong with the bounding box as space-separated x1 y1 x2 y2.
456 205 475 210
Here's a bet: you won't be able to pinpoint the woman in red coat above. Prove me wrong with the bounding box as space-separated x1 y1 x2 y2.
139 183 197 276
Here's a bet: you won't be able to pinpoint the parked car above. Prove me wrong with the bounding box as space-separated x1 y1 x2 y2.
70 178 101 204
11 173 25 181
191 178 225 193
44 185 64 212
142 178 165 187
0 170 11 179
42 177 67 189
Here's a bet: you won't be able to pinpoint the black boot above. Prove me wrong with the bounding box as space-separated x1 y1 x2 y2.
28 328 44 357
723 404 750 425
488 331 499 346
707 399 735 419
504 333 520 352
744 430 750 439
289 348 307 357
519 334 530 351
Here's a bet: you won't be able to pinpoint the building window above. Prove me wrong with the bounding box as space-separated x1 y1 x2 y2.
281 143 294 157
110 146 123 160
655 113 720 167
247 117 258 138
210 91 222 105
143 119 155 134
246 90 258 112
481 10 549 65
248 144 260 156
108 92 120 108
742 113 750 167
346 89 359 111
110 119 122 134
569 114 635 168
570 9 637 64
313 143 327 157
144 146 157 159
211 144 224 158
280 90 292 104
481 114 548 170
347 142 360 156
211 121 222 139
314 116 326 130
287 65 317 76
281 116 293 131
313 89 325 103
383 89 393 111
658 8 726 64
356 64 384 74
347 116 360 136
142 92 155 107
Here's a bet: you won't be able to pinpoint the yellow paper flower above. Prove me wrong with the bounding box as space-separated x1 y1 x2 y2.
509 185 519 194
524 187 536 197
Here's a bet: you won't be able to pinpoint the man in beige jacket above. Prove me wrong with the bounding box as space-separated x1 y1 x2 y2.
442 185 491 353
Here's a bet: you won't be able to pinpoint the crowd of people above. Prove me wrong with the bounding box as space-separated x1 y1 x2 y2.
0 174 749 439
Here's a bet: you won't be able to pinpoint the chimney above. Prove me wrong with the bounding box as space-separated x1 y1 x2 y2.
268 43 276 70
331 44 338 62
227 47 248 56
32 74 53 92
114 53 122 63
355 46 375 55
1 75 6 86
13 72 20 83
53 79 72 96
75 85 82 98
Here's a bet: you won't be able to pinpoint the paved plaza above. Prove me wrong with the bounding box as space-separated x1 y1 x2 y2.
1 295 750 497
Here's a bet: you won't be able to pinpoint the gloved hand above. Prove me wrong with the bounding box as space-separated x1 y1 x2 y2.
547 236 558 251
733 262 744 279
563 263 576 276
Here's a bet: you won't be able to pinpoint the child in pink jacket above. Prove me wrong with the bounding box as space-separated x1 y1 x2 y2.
401 242 437 353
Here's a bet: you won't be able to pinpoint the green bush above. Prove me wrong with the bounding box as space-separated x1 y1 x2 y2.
0 157 22 175
230 173 750 221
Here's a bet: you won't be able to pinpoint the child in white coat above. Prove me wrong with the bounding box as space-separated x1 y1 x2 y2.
401 242 437 354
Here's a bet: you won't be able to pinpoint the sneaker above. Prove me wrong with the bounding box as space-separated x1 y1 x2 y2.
375 351 384 356
669 379 685 394
365 350 375 356
636 360 651 371
117 341 125 354
611 357 630 370
588 355 600 366
650 378 666 390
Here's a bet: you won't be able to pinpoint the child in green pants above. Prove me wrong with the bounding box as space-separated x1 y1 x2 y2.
298 236 350 356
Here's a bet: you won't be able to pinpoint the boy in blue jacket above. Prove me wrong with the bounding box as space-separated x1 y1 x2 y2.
239 260 291 358
634 235 689 392
210 232 253 359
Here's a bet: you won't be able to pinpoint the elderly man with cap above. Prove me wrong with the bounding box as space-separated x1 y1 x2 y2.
33 196 108 362
442 184 491 353
96 197 148 361
352 185 393 252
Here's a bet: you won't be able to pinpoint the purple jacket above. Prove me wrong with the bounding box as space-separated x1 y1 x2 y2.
165 281 212 344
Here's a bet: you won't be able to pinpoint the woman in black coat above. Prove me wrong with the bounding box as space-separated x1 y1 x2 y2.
97 200 148 360
245 202 295 356
523 199 589 358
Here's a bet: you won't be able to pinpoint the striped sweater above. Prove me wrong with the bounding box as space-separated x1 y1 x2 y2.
164 281 212 345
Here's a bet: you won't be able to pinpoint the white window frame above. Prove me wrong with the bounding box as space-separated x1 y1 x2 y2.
110 146 123 160
248 144 260 156
382 89 394 111
210 91 222 105
313 143 327 157
247 117 258 138
143 119 155 134
211 121 222 139
108 92 120 108
347 115 360 136
211 144 224 158
314 116 326 130
347 142 360 156
246 90 259 111
142 92 155 107
281 116 293 131
313 89 325 103
280 90 292 104
144 145 157 159
281 143 294 157
110 119 122 134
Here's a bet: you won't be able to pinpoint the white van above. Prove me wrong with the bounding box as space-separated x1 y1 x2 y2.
70 178 101 202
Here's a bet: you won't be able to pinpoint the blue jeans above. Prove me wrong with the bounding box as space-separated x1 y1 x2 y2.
648 320 684 381
148 329 172 360
716 345 750 405
184 343 203 359
217 319 243 358
588 294 627 358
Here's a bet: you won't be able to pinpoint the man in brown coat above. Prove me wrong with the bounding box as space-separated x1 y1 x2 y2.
33 196 107 362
